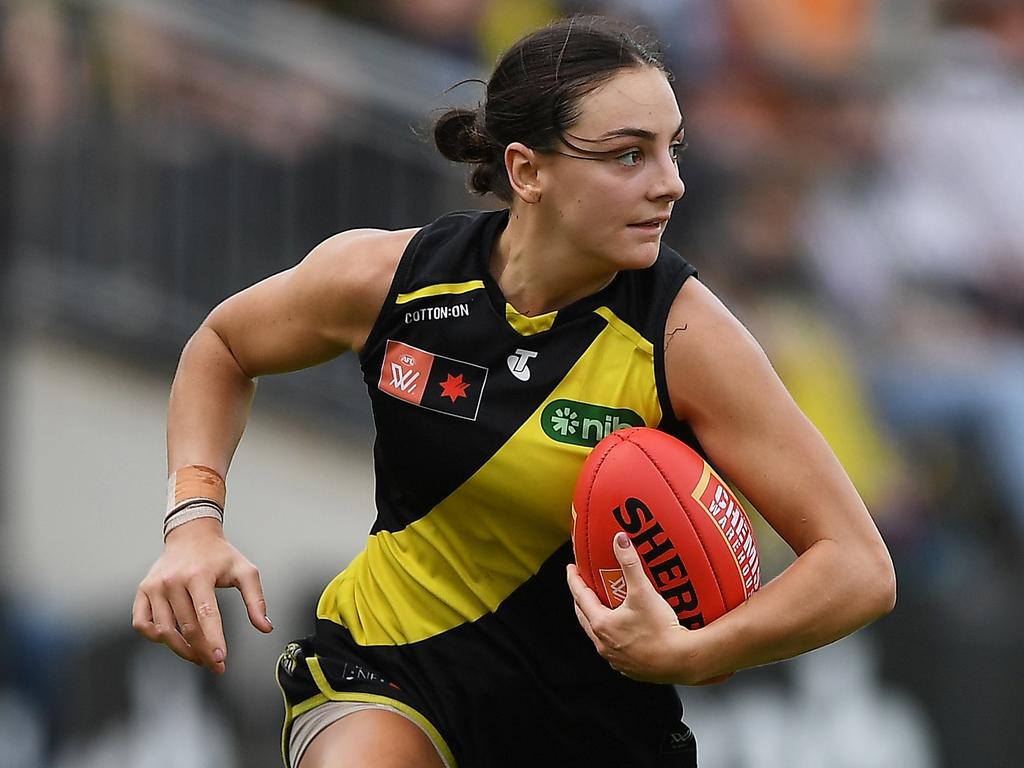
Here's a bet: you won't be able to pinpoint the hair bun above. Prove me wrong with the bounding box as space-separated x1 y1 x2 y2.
433 107 494 164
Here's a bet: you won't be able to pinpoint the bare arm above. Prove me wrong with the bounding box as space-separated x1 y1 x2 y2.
166 227 411 473
132 227 415 673
568 278 895 684
661 279 896 680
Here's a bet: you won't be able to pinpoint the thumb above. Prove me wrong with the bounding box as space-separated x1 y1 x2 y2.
612 531 649 593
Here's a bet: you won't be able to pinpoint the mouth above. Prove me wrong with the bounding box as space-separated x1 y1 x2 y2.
628 216 669 231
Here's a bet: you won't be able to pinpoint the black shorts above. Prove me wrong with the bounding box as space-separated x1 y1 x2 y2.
276 624 698 768
276 635 456 767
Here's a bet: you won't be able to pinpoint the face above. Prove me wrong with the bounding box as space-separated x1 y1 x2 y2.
535 66 686 271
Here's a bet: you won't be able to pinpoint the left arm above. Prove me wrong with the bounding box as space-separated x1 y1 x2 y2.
567 278 896 684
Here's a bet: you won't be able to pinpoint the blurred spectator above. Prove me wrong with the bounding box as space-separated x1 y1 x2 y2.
330 0 487 60
0 597 73 765
95 7 337 162
574 0 729 84
724 0 877 83
1 0 72 146
304 0 556 67
689 633 938 768
802 0 1024 551
680 163 913 578
51 640 239 768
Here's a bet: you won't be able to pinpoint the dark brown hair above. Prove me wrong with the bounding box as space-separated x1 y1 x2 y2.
433 15 670 202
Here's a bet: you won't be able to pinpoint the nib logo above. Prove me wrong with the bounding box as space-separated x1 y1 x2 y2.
550 406 579 437
540 399 644 447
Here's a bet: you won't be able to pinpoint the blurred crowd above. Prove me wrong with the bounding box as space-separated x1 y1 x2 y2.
2 0 1024 766
280 0 1024 584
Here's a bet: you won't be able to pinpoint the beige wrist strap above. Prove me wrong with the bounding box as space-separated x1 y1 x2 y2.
164 465 226 540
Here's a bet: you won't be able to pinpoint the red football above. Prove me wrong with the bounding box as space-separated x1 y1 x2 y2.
572 427 760 631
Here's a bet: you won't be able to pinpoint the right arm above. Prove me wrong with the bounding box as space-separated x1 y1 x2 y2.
132 227 416 674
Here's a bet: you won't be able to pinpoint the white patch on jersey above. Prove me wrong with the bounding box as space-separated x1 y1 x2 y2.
506 348 538 381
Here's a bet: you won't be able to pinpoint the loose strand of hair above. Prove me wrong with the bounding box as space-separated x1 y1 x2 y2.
554 15 577 83
441 77 487 96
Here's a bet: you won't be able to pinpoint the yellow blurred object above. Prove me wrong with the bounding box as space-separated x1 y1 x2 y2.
478 0 559 66
735 297 906 579
766 299 905 513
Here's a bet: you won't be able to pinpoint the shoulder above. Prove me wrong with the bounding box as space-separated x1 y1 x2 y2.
207 227 420 368
298 227 418 295
662 278 769 423
293 227 419 350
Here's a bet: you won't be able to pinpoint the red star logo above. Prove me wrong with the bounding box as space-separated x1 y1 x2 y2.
439 372 470 403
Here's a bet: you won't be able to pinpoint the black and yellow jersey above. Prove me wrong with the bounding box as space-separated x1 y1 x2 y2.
284 209 700 767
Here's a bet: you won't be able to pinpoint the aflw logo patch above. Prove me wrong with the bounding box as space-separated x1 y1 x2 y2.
378 340 487 420
600 568 627 607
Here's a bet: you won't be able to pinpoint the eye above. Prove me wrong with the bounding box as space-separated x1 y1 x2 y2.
617 149 643 167
669 141 688 162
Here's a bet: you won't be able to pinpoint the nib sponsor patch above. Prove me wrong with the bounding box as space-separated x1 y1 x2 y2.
378 340 487 420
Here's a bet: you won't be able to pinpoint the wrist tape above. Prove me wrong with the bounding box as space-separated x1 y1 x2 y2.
164 464 226 540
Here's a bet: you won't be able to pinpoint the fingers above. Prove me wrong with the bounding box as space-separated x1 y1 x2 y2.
133 587 198 663
611 531 644 586
168 582 226 674
131 591 160 643
133 541 271 674
185 577 228 671
231 563 273 634
134 577 224 671
573 602 600 648
612 532 660 604
147 591 203 665
566 573 610 660
566 563 608 619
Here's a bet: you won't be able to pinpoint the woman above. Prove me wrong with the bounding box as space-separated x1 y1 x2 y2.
132 16 896 768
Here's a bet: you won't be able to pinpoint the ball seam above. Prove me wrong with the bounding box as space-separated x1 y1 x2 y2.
625 433 731 614
582 430 630 592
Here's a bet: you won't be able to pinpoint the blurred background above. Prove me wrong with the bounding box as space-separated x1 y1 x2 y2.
2 0 1023 765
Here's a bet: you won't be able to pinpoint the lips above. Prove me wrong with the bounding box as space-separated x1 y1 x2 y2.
629 215 670 227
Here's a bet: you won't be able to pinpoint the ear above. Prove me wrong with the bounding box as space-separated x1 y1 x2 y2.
505 142 543 204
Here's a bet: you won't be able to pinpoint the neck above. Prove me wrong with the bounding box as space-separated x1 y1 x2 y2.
491 206 616 316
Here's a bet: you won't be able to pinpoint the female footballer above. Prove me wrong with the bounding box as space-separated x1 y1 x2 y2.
132 15 895 768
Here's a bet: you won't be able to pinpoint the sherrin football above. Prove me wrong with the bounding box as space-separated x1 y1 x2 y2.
571 427 760 631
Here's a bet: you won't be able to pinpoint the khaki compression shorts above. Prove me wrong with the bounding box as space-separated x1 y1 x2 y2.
289 699 453 768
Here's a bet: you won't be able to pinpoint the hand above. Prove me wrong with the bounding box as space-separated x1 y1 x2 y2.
131 518 273 674
566 532 697 684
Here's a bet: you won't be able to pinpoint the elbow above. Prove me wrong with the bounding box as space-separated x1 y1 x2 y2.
865 545 897 621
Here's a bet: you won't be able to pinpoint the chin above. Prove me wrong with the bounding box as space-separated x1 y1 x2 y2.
578 226 661 273
609 240 661 272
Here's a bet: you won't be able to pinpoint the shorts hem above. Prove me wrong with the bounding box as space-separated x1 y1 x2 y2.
277 651 456 768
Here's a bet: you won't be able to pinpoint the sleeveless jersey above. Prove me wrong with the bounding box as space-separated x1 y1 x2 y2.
314 209 699 766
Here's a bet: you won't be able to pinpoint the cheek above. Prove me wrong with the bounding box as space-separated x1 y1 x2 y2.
563 177 631 230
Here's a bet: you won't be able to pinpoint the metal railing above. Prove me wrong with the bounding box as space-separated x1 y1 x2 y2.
7 0 482 429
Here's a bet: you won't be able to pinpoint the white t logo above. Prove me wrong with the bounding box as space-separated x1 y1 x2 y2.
507 348 538 381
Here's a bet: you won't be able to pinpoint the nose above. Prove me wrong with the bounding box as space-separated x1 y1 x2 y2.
649 155 685 202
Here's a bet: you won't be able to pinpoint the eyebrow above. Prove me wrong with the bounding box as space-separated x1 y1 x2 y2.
584 117 686 143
